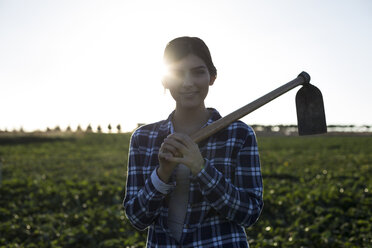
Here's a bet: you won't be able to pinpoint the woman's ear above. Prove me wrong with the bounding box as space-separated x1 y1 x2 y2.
162 80 167 94
209 76 216 86
162 77 168 89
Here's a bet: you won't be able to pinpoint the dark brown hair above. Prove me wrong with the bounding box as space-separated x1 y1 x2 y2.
163 36 217 78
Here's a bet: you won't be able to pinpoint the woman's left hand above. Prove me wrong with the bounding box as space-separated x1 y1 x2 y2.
161 133 204 175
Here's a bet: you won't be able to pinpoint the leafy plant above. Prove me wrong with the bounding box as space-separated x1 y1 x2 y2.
0 134 371 247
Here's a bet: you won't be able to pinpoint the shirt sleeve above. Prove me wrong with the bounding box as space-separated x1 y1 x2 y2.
123 132 170 231
195 125 263 227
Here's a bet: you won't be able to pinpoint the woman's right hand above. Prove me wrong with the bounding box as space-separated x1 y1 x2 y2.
157 141 179 183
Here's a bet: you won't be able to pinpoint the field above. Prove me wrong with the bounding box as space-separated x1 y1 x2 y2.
0 133 371 247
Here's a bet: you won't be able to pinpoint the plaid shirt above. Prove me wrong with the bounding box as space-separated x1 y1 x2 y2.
123 108 263 248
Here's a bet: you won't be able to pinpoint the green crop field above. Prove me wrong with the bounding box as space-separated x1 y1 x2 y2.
0 133 371 247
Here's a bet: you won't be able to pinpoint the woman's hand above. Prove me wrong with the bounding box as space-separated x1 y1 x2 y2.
159 133 205 176
158 140 179 183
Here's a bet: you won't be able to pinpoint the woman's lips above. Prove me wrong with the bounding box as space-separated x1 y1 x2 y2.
180 91 198 96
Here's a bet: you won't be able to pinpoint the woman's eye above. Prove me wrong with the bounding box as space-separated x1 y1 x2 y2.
177 71 186 77
176 71 185 77
167 70 183 78
167 68 206 79
192 69 206 76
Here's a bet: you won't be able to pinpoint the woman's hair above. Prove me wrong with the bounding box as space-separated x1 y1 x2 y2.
163 36 217 78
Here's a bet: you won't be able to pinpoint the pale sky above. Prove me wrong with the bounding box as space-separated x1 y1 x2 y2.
1 0 371 132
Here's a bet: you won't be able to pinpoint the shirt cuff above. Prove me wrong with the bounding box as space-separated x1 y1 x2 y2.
151 168 175 195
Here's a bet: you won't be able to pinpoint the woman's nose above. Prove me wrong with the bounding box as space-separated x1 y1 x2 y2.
182 72 193 87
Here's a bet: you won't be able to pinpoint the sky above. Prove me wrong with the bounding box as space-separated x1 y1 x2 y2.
1 0 371 132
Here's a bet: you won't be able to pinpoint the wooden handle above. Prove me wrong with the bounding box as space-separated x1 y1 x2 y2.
191 72 310 143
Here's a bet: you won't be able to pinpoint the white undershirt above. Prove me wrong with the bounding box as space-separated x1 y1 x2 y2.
151 164 190 241
167 164 190 241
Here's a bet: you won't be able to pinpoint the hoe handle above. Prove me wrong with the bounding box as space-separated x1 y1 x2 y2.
191 71 310 143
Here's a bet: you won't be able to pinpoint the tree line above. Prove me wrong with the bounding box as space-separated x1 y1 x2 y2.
1 124 371 135
0 124 124 134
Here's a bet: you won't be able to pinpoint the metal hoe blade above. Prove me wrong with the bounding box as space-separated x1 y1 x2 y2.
296 84 327 135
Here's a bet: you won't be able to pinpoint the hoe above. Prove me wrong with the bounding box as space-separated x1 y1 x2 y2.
191 71 327 143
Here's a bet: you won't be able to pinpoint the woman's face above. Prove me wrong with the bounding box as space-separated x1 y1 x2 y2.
163 54 215 110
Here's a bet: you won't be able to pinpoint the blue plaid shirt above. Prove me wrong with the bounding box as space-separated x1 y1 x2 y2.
123 108 263 247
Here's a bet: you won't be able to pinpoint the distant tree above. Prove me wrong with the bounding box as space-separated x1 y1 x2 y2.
54 126 61 132
46 127 52 132
19 127 24 133
264 125 272 133
76 125 82 132
86 124 93 133
97 125 102 133
116 124 121 133
66 126 72 132
108 124 112 133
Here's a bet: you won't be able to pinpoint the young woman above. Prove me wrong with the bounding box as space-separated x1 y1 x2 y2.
123 37 263 247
